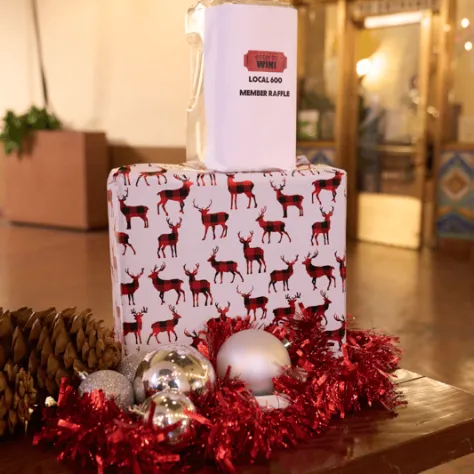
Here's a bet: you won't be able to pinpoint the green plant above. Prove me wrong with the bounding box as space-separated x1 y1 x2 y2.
0 106 62 156
299 90 335 113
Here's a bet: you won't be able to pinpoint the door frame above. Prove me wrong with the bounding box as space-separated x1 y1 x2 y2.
337 4 437 246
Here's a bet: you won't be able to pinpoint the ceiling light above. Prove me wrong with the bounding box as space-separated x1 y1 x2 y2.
364 11 424 29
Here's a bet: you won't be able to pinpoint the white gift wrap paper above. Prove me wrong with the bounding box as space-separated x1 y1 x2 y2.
108 163 347 355
188 3 298 172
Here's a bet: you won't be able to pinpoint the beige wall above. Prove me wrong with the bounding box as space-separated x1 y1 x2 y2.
453 0 474 118
0 0 192 147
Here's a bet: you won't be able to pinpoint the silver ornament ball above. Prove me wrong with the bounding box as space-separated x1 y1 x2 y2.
136 360 190 403
134 344 216 403
216 329 291 396
78 370 134 410
117 352 146 384
138 390 196 444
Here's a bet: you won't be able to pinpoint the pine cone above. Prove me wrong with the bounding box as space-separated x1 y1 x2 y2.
0 362 37 437
0 307 122 399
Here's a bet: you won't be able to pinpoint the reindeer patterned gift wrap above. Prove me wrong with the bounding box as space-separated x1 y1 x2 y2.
108 163 347 354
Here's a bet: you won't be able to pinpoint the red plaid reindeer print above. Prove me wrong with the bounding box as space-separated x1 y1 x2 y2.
324 314 346 351
334 252 347 292
108 163 347 352
193 200 229 240
184 264 213 307
148 263 186 305
269 255 299 292
118 189 149 230
270 179 304 217
157 218 182 258
157 175 194 216
208 247 244 284
113 165 132 185
302 250 336 291
238 231 266 274
273 292 301 323
147 305 182 344
237 286 268 319
136 167 168 186
227 174 257 210
312 169 345 205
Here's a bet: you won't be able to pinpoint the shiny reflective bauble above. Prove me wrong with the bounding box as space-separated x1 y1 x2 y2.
216 329 291 396
78 370 134 410
136 360 190 403
134 345 216 403
139 390 196 444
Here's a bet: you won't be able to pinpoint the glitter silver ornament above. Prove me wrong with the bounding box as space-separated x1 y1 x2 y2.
138 390 196 444
216 329 291 396
134 345 216 403
78 370 134 410
117 352 146 384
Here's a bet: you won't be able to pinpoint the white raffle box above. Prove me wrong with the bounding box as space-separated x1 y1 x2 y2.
108 163 347 355
186 2 298 171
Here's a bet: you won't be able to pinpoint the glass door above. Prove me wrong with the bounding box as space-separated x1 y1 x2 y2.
353 11 433 249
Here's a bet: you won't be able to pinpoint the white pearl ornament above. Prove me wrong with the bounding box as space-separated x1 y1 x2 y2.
216 329 291 396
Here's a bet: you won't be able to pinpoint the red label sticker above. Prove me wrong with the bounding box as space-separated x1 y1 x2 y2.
244 51 287 73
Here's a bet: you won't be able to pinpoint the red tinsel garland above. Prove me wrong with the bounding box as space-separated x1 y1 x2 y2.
33 313 404 473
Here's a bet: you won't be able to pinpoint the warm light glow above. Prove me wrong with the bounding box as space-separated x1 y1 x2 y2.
364 12 424 29
461 18 470 28
356 58 372 77
465 41 473 51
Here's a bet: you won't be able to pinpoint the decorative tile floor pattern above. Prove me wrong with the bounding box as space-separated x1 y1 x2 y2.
437 151 474 240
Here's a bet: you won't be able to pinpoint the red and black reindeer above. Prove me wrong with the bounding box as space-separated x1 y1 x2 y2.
237 286 268 319
147 305 182 344
227 173 257 210
193 200 229 240
157 218 182 258
256 207 292 244
123 307 147 344
136 167 168 186
268 255 299 293
270 179 304 218
312 169 345 205
121 268 145 305
112 165 132 185
157 174 194 216
214 301 231 321
148 263 186 305
183 264 213 307
197 172 217 186
115 230 136 255
208 247 244 284
301 290 332 326
311 206 334 246
118 189 149 230
302 250 336 291
324 314 346 351
334 251 347 293
272 293 301 324
238 231 266 274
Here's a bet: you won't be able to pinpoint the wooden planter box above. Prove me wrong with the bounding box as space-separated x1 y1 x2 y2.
2 130 110 230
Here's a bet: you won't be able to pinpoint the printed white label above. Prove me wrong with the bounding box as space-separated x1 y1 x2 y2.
203 4 298 172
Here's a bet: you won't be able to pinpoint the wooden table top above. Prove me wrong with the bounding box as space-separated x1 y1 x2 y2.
2 370 474 474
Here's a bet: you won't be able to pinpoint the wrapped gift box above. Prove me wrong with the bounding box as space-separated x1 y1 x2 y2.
108 163 347 354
